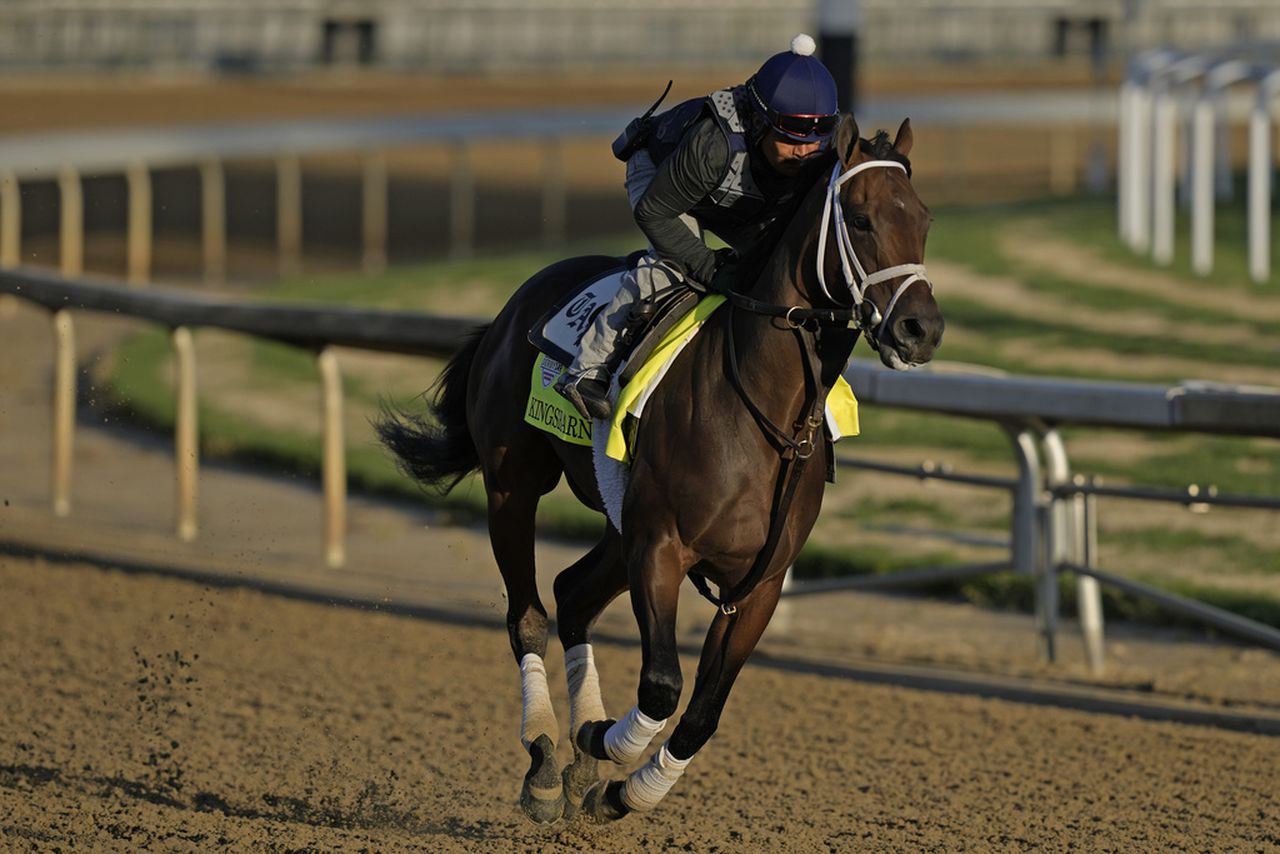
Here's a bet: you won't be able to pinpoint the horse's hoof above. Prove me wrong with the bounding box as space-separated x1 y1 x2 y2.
561 750 599 820
575 718 616 762
519 733 565 825
582 780 630 823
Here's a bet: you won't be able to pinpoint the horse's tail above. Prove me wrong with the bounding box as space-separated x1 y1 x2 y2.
376 325 488 494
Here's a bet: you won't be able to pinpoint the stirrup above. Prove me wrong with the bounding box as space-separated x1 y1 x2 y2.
555 374 613 421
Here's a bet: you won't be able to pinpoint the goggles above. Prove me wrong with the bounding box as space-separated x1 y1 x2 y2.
748 79 838 141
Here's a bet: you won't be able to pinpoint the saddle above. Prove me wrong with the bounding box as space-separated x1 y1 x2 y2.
527 255 701 385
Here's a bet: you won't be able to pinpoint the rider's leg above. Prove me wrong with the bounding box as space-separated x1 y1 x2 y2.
557 150 701 421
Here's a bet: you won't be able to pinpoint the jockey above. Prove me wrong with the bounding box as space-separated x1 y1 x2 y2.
556 33 841 421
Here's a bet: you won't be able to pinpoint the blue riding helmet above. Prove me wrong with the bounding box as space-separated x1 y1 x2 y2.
747 34 839 143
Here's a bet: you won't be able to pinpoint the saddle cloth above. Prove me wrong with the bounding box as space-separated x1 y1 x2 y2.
524 276 860 463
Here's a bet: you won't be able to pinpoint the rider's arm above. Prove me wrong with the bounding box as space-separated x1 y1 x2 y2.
633 118 728 287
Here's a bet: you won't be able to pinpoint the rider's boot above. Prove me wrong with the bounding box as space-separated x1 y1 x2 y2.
556 371 613 421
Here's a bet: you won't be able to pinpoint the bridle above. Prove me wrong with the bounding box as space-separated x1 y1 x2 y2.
815 159 933 347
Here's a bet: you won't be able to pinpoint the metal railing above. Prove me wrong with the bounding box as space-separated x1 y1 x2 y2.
4 265 1279 674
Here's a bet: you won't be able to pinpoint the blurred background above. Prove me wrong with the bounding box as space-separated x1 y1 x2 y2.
7 0 1280 280
2 0 1279 657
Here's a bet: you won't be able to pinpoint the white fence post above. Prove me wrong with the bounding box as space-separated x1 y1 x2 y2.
1151 85 1178 266
173 326 199 541
0 170 18 317
1191 94 1216 275
449 140 475 260
51 309 76 517
277 153 302 278
362 148 388 275
58 166 83 279
318 347 346 569
1191 61 1251 277
127 160 152 286
201 157 227 285
1248 72 1280 284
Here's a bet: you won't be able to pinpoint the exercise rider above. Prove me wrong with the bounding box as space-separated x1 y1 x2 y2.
556 33 842 421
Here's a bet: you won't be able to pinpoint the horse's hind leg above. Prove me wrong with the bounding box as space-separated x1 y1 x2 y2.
484 453 566 824
552 530 627 817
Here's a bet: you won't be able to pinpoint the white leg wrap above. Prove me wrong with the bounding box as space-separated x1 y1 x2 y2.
519 653 558 748
603 704 666 765
564 643 607 741
621 742 691 812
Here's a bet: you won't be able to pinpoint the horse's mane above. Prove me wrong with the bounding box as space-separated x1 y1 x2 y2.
859 130 912 177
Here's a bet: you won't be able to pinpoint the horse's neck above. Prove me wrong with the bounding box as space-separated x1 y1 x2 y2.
716 183 855 432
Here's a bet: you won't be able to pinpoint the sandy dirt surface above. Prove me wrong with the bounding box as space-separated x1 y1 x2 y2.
4 554 1279 853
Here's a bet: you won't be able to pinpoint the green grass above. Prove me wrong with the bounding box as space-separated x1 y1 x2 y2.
96 190 1280 632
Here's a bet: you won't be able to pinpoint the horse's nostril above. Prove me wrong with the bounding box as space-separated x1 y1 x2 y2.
897 317 925 342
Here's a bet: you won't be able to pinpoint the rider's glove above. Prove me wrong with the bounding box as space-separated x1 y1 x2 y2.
706 248 741 294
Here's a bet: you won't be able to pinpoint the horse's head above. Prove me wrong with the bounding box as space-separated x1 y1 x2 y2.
820 114 944 370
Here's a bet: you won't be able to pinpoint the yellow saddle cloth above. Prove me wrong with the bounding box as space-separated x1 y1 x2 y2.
524 295 859 462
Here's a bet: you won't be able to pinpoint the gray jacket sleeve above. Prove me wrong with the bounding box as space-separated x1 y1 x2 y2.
633 118 728 286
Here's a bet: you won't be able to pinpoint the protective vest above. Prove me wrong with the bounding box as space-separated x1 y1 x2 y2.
645 86 767 227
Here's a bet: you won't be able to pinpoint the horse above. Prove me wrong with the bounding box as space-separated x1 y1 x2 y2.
377 114 944 823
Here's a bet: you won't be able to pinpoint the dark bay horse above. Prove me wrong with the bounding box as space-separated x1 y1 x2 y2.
378 114 943 823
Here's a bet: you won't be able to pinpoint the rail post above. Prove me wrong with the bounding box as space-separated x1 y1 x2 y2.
541 137 566 245
1248 70 1280 284
449 140 475 260
1120 50 1179 252
58 166 83 279
1005 424 1041 579
1077 477 1105 674
0 169 18 317
1191 61 1249 277
200 158 227 285
1048 128 1077 196
318 347 346 569
1042 429 1104 672
173 326 199 541
277 153 302 278
362 148 388 275
1151 78 1178 266
127 160 152 286
51 309 76 517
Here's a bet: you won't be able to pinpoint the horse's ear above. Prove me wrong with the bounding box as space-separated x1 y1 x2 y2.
892 118 914 157
833 113 861 166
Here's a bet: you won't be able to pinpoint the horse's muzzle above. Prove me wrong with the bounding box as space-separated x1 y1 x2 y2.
880 309 944 369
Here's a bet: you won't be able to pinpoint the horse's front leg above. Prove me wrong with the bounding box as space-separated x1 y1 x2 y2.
588 569 785 821
577 534 689 821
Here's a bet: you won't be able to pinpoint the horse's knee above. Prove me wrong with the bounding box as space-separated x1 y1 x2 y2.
638 666 682 720
668 707 719 758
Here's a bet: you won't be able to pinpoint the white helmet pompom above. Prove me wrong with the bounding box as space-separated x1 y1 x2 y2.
791 33 817 57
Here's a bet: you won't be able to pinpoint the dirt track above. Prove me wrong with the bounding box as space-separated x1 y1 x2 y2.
2 555 1278 852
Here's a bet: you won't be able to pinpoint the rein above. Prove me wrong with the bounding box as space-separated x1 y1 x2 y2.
689 157 932 615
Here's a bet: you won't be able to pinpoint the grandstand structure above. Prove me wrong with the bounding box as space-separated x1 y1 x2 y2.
2 1 1280 74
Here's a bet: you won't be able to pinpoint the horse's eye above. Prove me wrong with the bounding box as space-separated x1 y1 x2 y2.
851 213 872 231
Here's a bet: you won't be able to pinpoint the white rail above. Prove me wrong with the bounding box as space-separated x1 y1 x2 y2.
1118 47 1280 283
